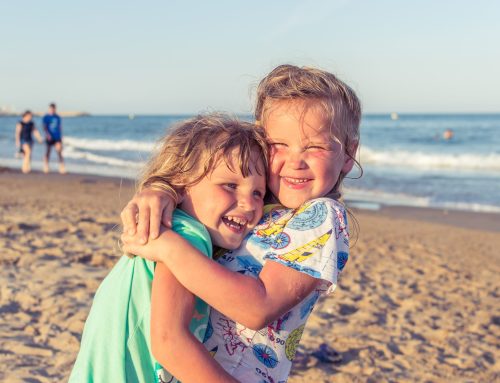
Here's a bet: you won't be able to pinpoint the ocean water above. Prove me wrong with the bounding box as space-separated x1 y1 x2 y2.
1 114 499 213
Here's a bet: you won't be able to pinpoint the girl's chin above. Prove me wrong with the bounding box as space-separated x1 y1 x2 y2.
278 196 309 209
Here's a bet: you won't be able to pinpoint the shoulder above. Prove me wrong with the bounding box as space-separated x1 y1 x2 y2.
172 209 213 256
172 209 209 237
300 197 345 212
258 199 347 235
259 198 350 286
291 198 347 226
283 198 349 247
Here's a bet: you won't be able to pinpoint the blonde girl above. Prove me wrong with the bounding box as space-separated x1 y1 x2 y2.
70 114 267 383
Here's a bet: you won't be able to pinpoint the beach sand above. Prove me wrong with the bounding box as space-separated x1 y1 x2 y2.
1 169 499 382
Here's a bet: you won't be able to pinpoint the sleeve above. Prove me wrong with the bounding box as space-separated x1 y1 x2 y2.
263 198 349 294
171 211 213 259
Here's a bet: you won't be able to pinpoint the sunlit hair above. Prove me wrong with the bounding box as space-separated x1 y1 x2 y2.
137 114 268 203
255 64 362 199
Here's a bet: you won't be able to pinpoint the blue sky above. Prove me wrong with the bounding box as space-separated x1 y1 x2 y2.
1 0 499 114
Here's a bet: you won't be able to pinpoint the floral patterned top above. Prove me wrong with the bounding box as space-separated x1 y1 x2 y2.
203 198 349 383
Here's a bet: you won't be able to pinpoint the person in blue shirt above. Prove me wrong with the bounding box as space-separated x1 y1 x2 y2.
42 102 66 173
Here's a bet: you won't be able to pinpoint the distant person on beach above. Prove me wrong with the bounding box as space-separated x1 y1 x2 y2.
121 65 361 382
15 110 43 173
42 102 66 174
69 115 267 383
443 128 454 140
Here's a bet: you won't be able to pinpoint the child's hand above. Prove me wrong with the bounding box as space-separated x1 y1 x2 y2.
120 189 176 244
121 228 168 263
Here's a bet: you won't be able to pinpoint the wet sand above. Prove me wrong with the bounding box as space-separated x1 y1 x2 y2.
1 169 499 382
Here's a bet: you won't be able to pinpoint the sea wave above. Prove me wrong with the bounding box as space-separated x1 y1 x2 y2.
360 147 500 171
64 136 155 152
345 187 500 213
64 147 144 168
345 187 431 208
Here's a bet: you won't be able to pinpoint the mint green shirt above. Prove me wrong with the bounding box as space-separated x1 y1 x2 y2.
69 210 212 383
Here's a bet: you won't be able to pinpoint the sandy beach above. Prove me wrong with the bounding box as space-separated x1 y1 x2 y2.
1 169 499 382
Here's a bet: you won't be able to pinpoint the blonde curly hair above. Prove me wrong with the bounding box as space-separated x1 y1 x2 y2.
255 64 362 199
138 114 269 204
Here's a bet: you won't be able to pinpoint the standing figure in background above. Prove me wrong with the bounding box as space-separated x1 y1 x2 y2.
15 110 43 173
43 102 66 174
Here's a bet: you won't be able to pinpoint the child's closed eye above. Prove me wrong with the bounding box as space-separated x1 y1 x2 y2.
306 143 333 151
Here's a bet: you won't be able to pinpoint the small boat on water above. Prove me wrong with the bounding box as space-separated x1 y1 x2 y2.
390 112 399 120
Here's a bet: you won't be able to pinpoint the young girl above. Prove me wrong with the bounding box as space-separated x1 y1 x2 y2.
15 110 43 173
122 64 361 382
69 114 268 383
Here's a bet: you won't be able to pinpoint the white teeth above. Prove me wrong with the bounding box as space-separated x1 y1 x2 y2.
224 216 248 226
284 177 309 184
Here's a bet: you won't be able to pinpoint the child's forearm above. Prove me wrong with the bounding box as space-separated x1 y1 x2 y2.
155 331 238 383
34 130 43 142
151 263 238 382
15 125 20 145
156 231 315 329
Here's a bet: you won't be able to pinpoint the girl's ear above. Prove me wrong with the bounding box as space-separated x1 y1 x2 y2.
177 190 186 203
342 140 359 174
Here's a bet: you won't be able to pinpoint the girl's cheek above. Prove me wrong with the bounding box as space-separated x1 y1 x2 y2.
309 150 338 160
269 150 280 168
269 152 284 174
269 147 280 162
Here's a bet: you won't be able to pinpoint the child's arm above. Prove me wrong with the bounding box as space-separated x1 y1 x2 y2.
33 124 43 143
15 122 21 148
151 262 238 383
42 117 50 139
125 231 319 330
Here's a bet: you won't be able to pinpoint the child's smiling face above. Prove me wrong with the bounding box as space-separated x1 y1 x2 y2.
180 148 266 249
264 100 354 208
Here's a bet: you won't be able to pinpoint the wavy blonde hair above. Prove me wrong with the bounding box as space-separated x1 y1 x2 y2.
137 114 268 204
255 64 362 199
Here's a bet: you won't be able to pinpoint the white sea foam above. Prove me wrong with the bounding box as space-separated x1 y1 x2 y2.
345 188 431 208
345 187 500 213
359 147 500 172
64 146 144 168
438 202 500 213
64 136 155 152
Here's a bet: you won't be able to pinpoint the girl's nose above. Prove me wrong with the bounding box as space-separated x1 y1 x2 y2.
287 150 306 169
238 193 256 211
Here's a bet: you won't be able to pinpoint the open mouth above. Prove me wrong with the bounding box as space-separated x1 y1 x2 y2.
222 215 248 233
